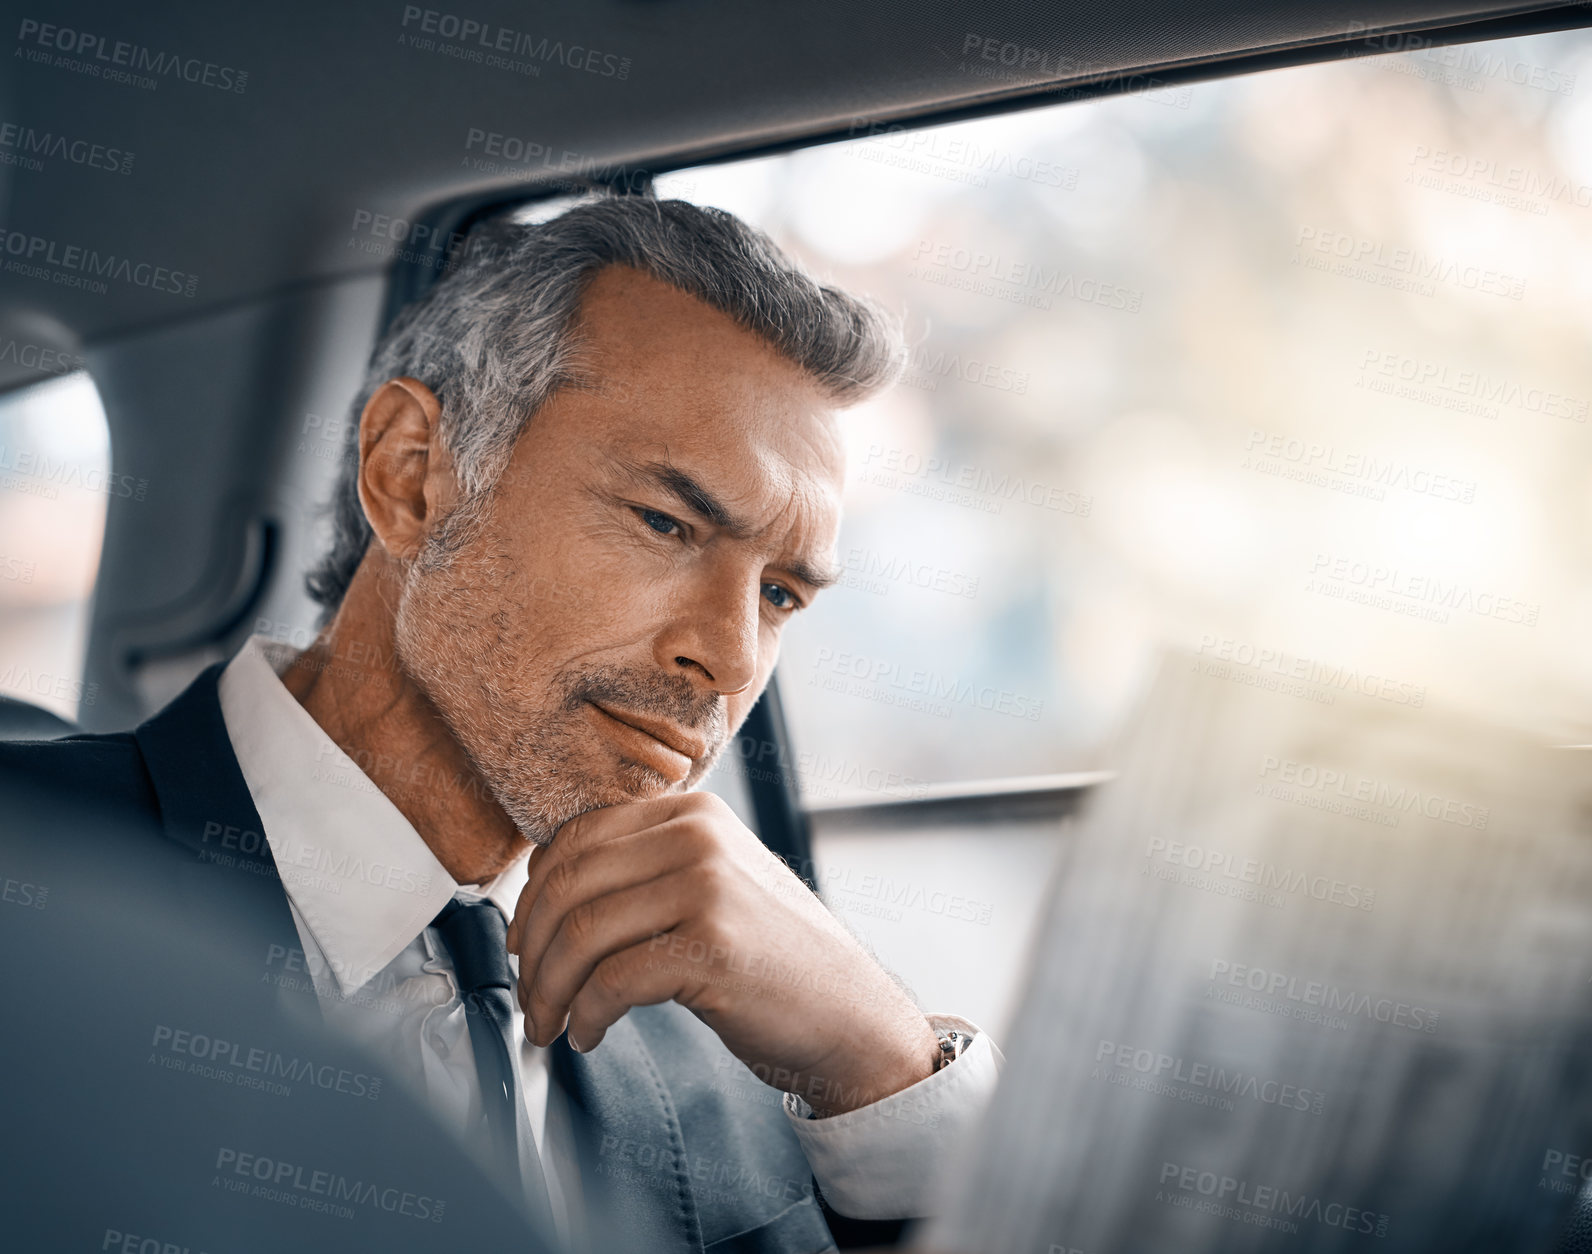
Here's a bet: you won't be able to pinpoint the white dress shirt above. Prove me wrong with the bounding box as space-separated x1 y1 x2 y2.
216 634 1001 1240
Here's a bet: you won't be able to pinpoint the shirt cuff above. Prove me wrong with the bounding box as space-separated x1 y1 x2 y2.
782 1013 1003 1220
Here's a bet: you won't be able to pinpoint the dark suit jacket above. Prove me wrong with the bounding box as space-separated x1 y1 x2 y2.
0 663 847 1254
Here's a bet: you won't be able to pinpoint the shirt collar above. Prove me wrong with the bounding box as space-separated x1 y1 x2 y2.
217 634 531 995
461 852 532 928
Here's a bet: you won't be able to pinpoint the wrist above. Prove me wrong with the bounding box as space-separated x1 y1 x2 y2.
803 1015 940 1117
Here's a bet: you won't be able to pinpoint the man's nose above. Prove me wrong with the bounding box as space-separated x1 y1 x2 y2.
653 572 761 696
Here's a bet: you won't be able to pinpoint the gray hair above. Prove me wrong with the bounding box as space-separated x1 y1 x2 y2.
305 195 906 616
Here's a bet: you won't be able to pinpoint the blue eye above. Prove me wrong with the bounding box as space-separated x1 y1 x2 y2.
762 583 797 611
641 509 680 536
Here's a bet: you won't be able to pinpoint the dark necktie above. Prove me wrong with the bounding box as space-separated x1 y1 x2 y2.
431 897 555 1230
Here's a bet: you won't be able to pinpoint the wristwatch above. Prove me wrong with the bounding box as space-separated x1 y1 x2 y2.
933 1026 969 1072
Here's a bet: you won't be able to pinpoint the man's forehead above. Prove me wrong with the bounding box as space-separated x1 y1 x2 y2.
566 269 846 477
572 267 833 416
574 264 764 358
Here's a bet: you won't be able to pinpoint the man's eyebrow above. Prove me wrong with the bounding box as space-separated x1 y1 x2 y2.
647 461 747 535
783 557 843 592
617 456 843 591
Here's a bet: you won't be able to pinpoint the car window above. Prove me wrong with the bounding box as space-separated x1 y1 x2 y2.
658 27 1592 801
0 369 112 724
657 28 1592 1036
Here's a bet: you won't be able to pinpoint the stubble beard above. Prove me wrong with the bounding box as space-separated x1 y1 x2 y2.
391 499 731 847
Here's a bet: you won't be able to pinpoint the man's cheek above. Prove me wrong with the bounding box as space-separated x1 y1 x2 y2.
513 566 602 617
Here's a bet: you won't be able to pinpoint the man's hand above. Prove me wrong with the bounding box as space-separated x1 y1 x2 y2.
504 791 941 1116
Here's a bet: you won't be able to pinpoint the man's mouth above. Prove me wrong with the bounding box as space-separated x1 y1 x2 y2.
585 700 707 784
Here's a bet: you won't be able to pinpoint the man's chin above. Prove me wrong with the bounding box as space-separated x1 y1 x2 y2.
498 760 682 847
592 760 684 808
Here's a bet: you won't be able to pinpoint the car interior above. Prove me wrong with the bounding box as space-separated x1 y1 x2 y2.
4 2 1592 1251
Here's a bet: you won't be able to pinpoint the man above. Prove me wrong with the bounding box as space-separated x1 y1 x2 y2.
0 196 998 1252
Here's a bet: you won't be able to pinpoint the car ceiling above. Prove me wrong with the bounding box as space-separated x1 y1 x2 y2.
2 0 1587 728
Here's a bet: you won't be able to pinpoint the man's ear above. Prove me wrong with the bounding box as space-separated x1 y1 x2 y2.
356 376 454 563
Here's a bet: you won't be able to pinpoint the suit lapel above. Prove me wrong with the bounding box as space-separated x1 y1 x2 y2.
553 1014 704 1254
133 663 269 859
131 661 306 996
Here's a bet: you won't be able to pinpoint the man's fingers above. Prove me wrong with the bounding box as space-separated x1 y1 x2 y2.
553 793 694 856
509 809 626 949
509 795 695 946
510 818 705 963
508 842 554 949
519 867 704 1045
565 937 691 1054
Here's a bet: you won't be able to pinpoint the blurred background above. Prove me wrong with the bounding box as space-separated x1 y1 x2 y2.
0 370 109 723
656 27 1592 788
